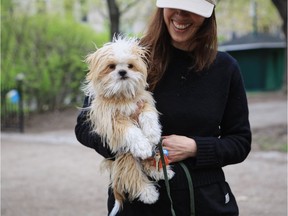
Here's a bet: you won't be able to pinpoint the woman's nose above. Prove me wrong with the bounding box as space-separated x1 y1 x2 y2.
176 9 189 16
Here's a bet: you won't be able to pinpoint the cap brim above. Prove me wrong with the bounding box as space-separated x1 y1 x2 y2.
156 0 214 18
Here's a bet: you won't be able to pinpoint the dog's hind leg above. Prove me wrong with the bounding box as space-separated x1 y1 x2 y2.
138 182 159 204
141 159 175 181
111 153 159 205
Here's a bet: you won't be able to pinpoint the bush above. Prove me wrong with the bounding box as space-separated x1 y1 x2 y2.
1 13 109 112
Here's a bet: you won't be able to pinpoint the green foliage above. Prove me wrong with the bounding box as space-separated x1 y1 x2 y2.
1 13 109 112
216 0 283 41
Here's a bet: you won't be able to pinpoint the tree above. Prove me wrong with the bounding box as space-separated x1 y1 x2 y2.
218 0 287 37
105 0 140 40
271 0 287 94
271 0 287 37
107 0 120 38
1 4 108 112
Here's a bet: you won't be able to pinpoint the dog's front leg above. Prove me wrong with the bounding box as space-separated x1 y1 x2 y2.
123 126 153 159
113 118 152 159
138 105 162 145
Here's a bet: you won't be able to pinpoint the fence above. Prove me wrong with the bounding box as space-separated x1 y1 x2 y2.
1 80 24 133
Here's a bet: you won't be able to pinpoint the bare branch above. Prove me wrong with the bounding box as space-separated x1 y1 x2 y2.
121 0 140 14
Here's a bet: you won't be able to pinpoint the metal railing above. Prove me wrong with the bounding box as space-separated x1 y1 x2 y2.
1 76 24 133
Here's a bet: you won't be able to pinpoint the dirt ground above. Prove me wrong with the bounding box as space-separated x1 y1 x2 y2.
1 92 287 216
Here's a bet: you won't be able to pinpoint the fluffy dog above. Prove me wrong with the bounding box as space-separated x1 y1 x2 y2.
83 36 174 216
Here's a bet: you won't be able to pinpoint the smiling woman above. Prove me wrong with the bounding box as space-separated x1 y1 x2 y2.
163 9 205 50
75 0 251 215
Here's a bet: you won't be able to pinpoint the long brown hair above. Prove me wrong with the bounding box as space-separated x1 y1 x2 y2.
140 8 218 91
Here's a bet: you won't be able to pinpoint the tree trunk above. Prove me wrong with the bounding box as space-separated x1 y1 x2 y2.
106 0 120 40
271 0 287 37
272 0 287 94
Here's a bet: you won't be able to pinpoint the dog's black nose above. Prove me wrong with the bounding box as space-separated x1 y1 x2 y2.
118 70 127 77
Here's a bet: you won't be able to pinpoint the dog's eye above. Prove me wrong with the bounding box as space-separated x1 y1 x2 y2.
108 64 116 70
128 64 133 69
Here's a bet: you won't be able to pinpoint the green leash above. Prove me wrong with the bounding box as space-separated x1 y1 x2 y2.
179 162 195 216
158 141 176 216
158 141 195 216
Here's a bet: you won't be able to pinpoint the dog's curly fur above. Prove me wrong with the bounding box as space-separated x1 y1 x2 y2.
83 36 174 216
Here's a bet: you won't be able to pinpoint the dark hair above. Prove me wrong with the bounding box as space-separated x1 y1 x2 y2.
140 8 218 91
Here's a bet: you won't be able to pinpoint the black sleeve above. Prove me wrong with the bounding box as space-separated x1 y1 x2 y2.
74 96 114 159
193 63 251 168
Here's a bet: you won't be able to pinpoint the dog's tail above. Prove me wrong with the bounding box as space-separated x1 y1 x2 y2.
109 189 125 216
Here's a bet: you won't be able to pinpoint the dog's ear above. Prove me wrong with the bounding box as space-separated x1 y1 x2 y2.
85 51 97 67
85 51 99 81
132 43 149 69
85 44 114 81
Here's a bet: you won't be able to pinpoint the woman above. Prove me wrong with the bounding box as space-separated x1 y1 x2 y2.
75 0 251 215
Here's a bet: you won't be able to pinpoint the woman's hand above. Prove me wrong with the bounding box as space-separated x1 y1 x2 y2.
162 135 197 163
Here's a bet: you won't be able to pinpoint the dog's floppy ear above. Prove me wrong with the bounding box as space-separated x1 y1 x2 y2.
85 51 100 81
85 52 96 65
85 44 113 81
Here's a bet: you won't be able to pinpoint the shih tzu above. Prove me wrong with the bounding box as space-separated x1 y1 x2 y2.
83 36 174 216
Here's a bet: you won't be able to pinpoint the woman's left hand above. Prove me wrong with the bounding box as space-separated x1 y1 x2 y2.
162 135 197 163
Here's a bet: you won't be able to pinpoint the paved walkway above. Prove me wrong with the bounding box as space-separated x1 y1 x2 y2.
249 100 287 128
1 99 287 216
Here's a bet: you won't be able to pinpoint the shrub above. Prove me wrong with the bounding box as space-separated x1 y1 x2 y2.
1 13 109 112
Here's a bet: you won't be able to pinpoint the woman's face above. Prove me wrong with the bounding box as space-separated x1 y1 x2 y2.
163 8 205 51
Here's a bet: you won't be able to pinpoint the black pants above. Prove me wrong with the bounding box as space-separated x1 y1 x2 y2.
107 180 238 216
194 181 239 216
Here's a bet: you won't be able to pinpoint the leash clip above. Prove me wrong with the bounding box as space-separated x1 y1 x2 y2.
153 151 169 171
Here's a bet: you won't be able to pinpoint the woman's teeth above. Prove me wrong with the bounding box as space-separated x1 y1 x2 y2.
173 21 191 30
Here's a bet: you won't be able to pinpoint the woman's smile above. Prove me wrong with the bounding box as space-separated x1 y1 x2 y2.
164 8 205 50
172 20 192 31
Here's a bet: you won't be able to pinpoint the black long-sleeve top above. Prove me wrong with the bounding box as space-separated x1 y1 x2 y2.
75 46 251 191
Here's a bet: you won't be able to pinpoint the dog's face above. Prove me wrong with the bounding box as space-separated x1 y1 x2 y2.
85 37 148 99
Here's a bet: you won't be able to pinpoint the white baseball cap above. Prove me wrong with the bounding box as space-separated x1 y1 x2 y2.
156 0 216 18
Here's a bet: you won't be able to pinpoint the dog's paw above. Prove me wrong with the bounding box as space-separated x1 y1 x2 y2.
146 169 163 181
158 167 174 180
146 132 161 146
138 184 159 204
125 127 153 159
130 141 152 159
148 166 175 181
166 168 175 180
143 126 161 145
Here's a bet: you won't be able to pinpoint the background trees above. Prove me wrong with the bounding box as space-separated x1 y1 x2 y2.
1 0 108 112
271 0 287 37
1 0 285 113
107 0 148 39
104 0 286 40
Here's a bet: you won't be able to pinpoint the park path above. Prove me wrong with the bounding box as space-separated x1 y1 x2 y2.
1 97 287 216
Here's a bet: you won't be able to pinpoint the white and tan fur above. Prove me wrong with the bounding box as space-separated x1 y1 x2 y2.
83 36 174 216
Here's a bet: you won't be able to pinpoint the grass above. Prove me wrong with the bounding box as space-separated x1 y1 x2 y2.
252 124 287 152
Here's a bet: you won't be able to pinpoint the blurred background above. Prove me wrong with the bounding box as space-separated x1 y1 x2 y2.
1 0 287 216
1 0 286 116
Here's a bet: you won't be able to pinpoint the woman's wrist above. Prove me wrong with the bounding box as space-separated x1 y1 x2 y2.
187 138 197 158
